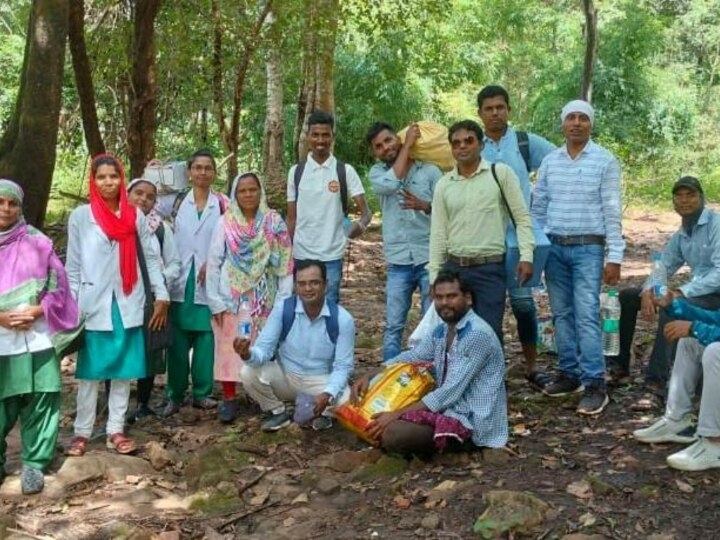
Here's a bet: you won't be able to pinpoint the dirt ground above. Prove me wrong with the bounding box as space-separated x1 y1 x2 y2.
2 209 720 540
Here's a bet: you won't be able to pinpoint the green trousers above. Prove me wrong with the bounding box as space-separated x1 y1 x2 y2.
0 392 61 471
166 325 215 402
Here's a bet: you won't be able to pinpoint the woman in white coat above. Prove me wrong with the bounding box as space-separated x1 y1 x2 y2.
206 172 294 423
126 178 181 421
65 154 169 456
164 150 229 416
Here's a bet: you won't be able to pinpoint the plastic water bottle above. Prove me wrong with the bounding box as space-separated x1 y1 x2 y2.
602 289 621 356
651 253 667 297
236 296 252 339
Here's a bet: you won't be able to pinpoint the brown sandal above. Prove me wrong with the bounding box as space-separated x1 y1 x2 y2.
106 433 137 455
65 436 88 457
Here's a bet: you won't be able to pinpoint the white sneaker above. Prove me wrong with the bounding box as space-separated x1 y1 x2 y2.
667 439 720 471
633 416 697 444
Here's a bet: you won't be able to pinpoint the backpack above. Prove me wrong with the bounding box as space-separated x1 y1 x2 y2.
516 131 531 173
279 295 340 345
293 159 349 216
170 188 228 224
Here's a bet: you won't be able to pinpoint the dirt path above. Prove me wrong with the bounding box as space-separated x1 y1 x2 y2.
2 209 718 540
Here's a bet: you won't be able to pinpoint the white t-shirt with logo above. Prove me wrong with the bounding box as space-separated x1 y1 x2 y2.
287 154 365 261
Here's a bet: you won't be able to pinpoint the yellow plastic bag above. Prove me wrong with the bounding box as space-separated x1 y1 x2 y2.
336 362 435 444
398 121 455 171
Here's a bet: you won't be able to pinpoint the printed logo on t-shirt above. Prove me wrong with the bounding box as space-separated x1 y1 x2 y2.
328 180 340 193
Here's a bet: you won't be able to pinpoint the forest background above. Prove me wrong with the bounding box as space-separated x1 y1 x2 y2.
0 0 719 227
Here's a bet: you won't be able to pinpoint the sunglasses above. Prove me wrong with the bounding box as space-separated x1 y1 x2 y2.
450 136 478 148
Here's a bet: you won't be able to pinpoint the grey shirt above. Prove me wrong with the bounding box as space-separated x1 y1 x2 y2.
369 160 442 266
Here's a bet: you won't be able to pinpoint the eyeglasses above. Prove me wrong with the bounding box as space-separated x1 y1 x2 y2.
450 136 478 148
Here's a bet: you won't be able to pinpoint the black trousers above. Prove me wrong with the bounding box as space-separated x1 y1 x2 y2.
608 287 720 382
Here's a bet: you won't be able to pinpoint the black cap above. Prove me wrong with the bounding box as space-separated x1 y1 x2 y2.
672 176 703 195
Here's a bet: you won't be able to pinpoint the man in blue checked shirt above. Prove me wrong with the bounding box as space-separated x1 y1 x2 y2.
532 99 625 416
477 85 556 388
367 122 442 362
234 260 354 433
352 270 508 455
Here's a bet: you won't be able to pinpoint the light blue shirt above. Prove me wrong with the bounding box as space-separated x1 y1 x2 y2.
387 310 508 448
643 208 720 298
369 160 442 265
532 140 625 264
248 298 355 399
482 127 556 205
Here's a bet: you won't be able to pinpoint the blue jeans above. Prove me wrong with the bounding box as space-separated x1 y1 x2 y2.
383 263 431 361
545 243 605 385
508 286 538 346
295 258 342 305
443 261 506 344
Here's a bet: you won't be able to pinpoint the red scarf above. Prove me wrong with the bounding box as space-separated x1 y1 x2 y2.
88 154 138 295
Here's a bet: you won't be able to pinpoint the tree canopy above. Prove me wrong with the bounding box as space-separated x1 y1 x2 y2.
1 0 718 224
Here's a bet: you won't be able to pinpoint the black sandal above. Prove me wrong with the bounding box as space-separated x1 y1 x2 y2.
526 370 553 390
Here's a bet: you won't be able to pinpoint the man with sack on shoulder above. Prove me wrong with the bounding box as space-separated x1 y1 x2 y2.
428 119 534 344
532 100 624 416
366 121 442 363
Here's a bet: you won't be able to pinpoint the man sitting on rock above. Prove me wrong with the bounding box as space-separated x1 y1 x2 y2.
234 260 354 432
352 270 508 455
633 294 720 471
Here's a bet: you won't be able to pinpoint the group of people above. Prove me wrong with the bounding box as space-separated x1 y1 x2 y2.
1 87 719 496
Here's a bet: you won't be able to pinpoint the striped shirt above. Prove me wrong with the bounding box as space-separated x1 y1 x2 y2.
531 140 625 263
386 309 508 448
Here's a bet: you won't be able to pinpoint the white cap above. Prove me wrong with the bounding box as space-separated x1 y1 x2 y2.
561 99 594 125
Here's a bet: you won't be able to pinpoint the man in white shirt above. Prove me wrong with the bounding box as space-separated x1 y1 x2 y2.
286 111 372 304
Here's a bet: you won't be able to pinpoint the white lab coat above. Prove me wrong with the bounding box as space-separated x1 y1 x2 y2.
65 205 168 331
151 221 181 290
205 220 293 315
169 190 225 304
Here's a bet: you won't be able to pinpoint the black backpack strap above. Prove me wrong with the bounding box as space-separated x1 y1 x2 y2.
516 131 531 173
279 295 298 343
490 163 516 228
336 159 348 216
293 161 307 205
155 222 165 251
170 188 190 224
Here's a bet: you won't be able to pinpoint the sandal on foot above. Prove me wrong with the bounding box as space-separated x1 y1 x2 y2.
107 433 137 455
65 436 88 457
526 370 553 390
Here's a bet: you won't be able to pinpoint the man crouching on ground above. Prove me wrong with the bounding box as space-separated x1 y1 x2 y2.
352 270 508 455
234 259 354 432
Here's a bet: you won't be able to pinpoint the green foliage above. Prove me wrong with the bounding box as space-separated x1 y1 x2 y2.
3 0 720 212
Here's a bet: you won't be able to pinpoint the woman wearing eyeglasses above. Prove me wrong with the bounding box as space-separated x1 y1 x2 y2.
163 150 230 417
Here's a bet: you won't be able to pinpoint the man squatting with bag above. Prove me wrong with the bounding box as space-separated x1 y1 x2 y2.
352 270 508 455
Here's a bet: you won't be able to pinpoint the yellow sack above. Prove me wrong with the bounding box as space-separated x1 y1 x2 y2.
398 121 455 171
336 362 435 444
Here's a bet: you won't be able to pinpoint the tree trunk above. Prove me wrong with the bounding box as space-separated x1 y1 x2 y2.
212 0 273 184
294 0 339 160
68 0 105 157
262 9 285 210
581 0 597 103
126 0 161 179
0 0 69 227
